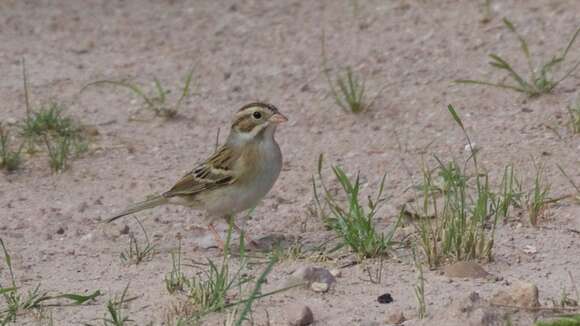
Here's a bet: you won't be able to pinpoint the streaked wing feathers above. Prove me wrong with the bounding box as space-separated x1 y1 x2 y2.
163 146 238 198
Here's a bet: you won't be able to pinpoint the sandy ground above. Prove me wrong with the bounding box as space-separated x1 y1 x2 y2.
1 0 580 325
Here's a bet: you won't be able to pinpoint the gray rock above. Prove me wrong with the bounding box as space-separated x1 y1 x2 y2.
285 266 336 291
287 304 314 326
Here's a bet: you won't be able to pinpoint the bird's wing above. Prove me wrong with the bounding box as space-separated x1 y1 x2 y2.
163 146 239 198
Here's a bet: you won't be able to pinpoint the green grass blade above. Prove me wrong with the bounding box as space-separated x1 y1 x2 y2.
53 290 102 305
233 258 277 326
454 79 527 93
0 238 16 288
556 164 580 194
175 68 195 110
153 77 166 103
562 26 580 59
21 58 31 117
447 104 464 130
553 60 580 88
502 18 534 73
0 287 16 295
488 54 532 91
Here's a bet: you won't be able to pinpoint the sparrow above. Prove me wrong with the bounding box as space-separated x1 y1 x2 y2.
107 102 287 249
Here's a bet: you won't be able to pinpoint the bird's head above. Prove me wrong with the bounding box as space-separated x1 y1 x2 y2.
230 102 288 142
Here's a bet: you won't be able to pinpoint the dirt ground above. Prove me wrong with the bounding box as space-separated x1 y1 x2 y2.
1 0 580 325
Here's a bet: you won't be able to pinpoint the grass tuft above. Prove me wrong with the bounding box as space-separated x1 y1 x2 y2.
84 284 138 326
17 61 89 173
164 239 189 294
21 103 89 173
82 68 196 119
321 31 379 113
164 226 291 324
313 154 400 260
120 217 156 265
327 66 369 113
0 125 23 172
456 18 580 97
1 238 101 324
411 105 521 267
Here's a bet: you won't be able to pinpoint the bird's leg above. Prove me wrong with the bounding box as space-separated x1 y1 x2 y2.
207 223 225 250
226 215 259 247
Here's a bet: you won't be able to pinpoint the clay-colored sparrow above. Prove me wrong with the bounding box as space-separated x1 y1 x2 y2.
107 102 287 248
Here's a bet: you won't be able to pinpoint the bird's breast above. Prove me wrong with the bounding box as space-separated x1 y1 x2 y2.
204 139 282 217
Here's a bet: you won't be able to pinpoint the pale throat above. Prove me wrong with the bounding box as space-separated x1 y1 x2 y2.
229 123 277 145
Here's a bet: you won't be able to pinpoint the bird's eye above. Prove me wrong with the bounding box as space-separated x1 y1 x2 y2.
252 111 262 119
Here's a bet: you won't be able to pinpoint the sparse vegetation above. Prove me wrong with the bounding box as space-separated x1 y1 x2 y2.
9 61 91 173
0 126 22 172
82 68 196 119
412 246 426 319
535 315 580 326
120 218 156 265
222 258 277 326
163 227 291 323
0 239 101 324
456 18 580 97
22 103 89 173
526 163 551 226
85 285 137 326
267 241 307 262
313 154 400 260
321 31 378 113
5 3 580 325
186 255 252 315
568 99 580 134
557 165 580 203
410 105 521 267
326 66 369 113
164 239 189 294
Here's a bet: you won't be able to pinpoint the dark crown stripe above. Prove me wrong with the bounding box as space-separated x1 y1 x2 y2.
238 102 278 113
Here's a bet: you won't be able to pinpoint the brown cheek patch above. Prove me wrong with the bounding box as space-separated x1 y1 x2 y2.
234 117 256 133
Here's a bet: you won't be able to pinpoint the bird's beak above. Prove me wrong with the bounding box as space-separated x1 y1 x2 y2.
269 113 288 124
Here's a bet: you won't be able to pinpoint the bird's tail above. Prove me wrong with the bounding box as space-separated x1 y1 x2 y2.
107 195 167 223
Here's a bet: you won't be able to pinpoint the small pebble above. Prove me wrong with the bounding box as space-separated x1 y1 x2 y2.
330 269 342 278
119 225 130 235
377 293 394 304
385 310 405 324
311 282 329 293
